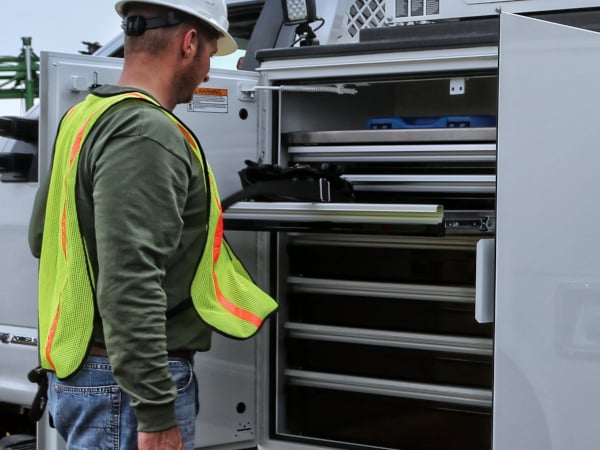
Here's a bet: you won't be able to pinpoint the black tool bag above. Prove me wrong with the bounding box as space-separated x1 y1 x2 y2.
27 366 49 421
221 160 355 211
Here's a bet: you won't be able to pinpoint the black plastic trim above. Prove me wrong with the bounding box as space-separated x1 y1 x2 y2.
0 116 38 143
256 8 600 62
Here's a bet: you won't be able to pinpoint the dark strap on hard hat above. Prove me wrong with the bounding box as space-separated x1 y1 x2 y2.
122 11 183 36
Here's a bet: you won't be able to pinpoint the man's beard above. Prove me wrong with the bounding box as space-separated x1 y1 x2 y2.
175 61 201 105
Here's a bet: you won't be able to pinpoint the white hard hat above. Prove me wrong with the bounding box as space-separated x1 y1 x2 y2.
115 0 237 56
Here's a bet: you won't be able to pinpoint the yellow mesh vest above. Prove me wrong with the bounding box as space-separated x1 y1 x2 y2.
39 91 277 379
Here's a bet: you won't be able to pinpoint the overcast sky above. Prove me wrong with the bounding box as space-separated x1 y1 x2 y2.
0 1 123 116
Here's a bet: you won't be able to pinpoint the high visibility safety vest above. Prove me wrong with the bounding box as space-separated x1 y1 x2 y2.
38 91 278 379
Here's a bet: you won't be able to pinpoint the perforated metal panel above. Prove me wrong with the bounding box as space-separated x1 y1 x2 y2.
345 0 387 38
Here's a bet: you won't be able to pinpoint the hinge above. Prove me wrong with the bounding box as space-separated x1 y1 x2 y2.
238 83 257 102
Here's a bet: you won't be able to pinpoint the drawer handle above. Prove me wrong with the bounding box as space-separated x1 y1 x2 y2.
475 238 495 323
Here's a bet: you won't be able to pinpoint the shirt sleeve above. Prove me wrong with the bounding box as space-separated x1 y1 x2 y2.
91 127 191 432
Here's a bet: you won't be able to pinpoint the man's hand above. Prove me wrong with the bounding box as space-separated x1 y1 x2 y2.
138 426 185 450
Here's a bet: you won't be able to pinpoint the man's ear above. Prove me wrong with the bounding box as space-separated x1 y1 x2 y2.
181 28 198 59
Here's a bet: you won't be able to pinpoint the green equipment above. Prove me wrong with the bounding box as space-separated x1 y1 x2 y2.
0 37 39 111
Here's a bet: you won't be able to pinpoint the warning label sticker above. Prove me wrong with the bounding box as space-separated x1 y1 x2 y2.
187 87 228 113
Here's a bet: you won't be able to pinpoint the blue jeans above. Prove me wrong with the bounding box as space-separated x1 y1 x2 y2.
47 355 198 450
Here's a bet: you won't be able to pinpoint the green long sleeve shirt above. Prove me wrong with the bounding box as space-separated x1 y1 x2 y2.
29 85 212 432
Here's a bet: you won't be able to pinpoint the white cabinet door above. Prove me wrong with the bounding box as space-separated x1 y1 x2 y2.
495 13 600 450
40 52 261 450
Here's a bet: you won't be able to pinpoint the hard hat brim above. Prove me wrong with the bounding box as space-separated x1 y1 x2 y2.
215 34 238 57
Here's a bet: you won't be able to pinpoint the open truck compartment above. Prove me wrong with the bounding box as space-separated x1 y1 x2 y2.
242 35 497 450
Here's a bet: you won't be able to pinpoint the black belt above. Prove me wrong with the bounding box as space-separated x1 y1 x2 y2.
89 343 194 362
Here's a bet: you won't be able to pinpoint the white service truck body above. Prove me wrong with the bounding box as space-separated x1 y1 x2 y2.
2 1 600 449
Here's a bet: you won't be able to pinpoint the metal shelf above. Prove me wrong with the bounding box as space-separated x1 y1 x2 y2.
284 128 497 146
285 322 493 356
288 276 475 303
224 202 443 224
288 143 497 163
345 174 496 194
287 233 481 250
285 369 492 408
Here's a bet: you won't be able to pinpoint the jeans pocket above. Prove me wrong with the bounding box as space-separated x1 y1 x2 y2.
169 359 194 393
49 372 121 450
48 358 197 450
169 359 197 450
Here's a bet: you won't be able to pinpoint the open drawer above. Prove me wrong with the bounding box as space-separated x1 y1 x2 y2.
224 201 444 234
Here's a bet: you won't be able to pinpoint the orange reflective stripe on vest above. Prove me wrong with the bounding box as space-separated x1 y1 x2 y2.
212 198 263 328
172 120 270 330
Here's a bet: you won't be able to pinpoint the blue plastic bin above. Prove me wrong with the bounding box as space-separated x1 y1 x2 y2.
367 115 496 130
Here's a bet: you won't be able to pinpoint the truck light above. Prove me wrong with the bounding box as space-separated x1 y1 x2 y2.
281 0 317 25
281 0 320 46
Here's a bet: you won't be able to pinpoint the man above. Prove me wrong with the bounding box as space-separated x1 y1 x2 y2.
28 1 276 449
